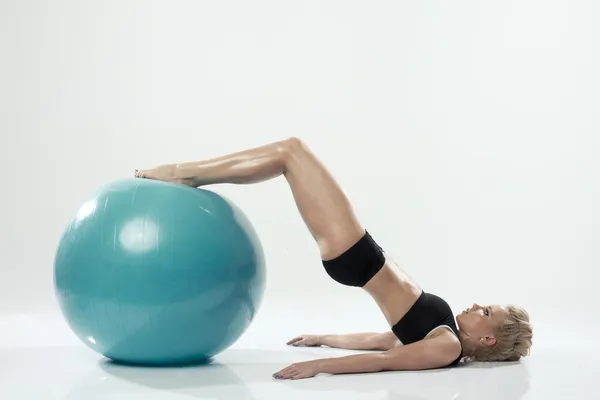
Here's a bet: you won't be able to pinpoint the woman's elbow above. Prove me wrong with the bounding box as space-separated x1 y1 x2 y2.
361 354 389 373
371 332 400 351
380 351 448 371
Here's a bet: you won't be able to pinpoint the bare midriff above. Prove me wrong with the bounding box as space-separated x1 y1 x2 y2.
363 259 423 327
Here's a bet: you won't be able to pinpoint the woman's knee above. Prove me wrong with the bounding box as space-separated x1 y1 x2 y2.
281 136 305 154
278 137 307 166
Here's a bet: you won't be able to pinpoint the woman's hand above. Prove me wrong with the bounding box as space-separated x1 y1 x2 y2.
286 334 324 347
273 360 322 380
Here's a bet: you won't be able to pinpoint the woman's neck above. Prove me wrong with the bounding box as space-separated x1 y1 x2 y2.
458 331 477 357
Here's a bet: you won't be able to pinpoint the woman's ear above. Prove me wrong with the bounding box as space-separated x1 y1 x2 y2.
480 336 497 346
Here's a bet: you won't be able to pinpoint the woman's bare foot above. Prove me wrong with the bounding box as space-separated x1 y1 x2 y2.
134 165 198 187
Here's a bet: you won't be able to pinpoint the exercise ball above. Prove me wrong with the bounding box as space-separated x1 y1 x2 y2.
54 179 266 365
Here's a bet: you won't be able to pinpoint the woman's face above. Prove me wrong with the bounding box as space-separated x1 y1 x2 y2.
456 303 508 345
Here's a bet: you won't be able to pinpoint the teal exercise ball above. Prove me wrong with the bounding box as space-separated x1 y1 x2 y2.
54 179 266 365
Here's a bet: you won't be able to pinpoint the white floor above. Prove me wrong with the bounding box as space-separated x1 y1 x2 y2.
1 309 596 400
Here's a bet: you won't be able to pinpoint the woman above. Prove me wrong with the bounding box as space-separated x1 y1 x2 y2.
135 137 533 380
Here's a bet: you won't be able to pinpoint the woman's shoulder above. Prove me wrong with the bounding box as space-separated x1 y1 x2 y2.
424 328 463 366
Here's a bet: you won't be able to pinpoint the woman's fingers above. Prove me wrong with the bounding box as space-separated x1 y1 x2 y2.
286 336 304 345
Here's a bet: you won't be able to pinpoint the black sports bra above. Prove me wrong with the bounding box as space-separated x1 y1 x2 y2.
391 291 463 366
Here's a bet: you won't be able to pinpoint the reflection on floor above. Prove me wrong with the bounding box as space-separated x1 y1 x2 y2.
0 314 593 400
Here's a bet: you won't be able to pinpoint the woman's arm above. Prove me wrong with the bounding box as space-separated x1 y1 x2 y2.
323 331 399 350
319 333 461 374
274 332 461 380
289 332 399 350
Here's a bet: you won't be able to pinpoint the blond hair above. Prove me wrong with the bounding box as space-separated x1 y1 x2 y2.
470 305 533 362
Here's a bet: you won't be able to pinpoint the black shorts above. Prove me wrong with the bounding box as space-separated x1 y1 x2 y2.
322 230 386 287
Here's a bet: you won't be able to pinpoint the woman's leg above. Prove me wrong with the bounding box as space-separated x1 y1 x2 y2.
136 138 364 259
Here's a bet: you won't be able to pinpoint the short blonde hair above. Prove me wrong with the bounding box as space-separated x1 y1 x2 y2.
471 305 533 362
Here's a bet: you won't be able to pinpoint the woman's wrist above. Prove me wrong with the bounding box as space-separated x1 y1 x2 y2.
313 357 332 373
319 334 335 346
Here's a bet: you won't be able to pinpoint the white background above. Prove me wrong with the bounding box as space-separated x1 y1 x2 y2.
1 1 598 399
